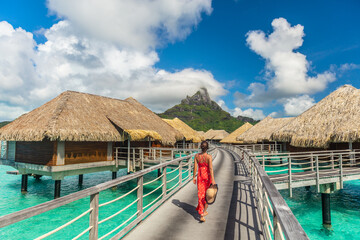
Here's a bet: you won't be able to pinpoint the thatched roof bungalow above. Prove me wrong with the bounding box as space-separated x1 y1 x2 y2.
220 122 253 144
236 116 294 143
163 118 203 143
272 85 360 149
204 129 229 142
0 91 183 169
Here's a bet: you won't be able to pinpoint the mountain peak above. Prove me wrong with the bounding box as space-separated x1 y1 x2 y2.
181 88 221 110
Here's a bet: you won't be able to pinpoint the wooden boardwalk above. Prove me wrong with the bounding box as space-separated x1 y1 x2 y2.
124 148 263 240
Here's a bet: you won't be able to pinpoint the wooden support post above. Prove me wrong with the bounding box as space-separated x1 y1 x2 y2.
112 171 117 180
262 155 265 168
127 139 131 173
289 157 292 198
331 152 334 170
321 193 331 228
316 156 320 193
137 176 143 216
79 174 83 185
54 180 61 199
310 153 314 171
171 149 174 161
162 166 167 199
89 192 99 240
115 147 118 168
141 149 144 170
21 175 28 193
340 154 343 189
132 148 135 171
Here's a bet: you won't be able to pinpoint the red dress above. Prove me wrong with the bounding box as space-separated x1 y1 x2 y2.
196 153 212 215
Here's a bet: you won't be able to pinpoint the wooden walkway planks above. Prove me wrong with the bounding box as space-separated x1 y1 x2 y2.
225 151 264 240
124 148 262 240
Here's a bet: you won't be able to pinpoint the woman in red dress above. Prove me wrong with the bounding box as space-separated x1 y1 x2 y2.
193 141 216 222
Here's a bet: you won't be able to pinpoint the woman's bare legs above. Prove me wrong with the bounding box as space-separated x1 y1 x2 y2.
204 203 208 216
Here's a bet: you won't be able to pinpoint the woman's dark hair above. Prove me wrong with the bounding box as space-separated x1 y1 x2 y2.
200 141 209 151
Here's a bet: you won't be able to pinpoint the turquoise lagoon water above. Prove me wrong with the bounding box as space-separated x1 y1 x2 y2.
0 165 188 239
0 159 359 239
261 156 360 239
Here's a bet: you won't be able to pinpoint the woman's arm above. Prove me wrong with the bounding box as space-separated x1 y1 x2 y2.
208 155 215 184
193 155 198 184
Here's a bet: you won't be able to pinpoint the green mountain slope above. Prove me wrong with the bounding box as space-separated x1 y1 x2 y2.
158 88 258 133
0 121 11 128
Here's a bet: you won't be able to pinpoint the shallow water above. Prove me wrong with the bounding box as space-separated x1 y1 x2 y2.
0 164 359 239
0 165 185 239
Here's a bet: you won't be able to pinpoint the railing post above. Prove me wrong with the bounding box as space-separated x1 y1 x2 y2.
133 148 136 171
340 154 343 189
316 156 320 192
162 166 167 199
179 161 183 188
310 153 314 171
331 152 334 170
141 149 144 170
137 176 143 217
171 149 174 160
115 147 118 168
89 192 99 240
273 211 282 240
288 157 292 198
160 149 162 162
262 155 265 168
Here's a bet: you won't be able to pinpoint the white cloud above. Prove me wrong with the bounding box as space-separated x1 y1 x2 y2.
0 19 226 121
338 63 360 71
233 107 266 120
236 17 336 110
283 95 315 116
47 0 212 50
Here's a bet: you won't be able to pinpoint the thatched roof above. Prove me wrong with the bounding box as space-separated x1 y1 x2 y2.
220 122 253 144
236 116 294 143
0 91 183 145
204 129 229 141
272 85 360 148
197 131 205 136
162 118 203 143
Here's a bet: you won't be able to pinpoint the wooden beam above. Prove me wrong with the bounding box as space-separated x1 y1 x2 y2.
56 141 65 166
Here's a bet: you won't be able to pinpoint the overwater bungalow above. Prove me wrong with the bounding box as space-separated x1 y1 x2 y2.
272 85 360 151
220 122 253 145
236 116 294 151
0 91 183 197
204 129 229 143
162 118 203 148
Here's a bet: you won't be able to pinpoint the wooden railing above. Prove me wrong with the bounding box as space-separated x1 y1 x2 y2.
221 143 282 153
114 147 199 172
224 144 309 240
0 149 217 239
253 149 360 194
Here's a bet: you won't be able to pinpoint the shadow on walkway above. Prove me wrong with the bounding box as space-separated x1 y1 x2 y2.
172 199 201 222
225 152 264 240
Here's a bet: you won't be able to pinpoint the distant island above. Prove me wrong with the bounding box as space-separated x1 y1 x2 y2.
158 88 258 133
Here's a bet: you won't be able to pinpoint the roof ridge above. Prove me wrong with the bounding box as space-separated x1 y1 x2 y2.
45 91 72 135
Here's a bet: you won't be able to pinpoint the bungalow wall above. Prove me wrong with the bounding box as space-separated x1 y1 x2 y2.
15 141 56 165
64 142 109 165
0 141 16 160
13 141 112 166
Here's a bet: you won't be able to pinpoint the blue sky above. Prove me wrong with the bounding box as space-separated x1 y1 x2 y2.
0 0 359 121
